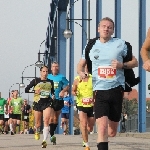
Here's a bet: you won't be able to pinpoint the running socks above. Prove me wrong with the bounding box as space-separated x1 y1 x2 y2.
53 124 58 132
49 123 58 137
84 142 89 147
10 124 13 131
49 123 54 137
97 142 108 150
43 127 49 141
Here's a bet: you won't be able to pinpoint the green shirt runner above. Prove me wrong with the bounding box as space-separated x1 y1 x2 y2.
0 98 7 114
10 97 23 114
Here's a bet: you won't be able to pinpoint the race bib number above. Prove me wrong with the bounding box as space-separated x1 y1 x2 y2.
24 116 28 119
40 91 50 98
14 102 19 106
64 101 69 106
98 66 116 79
82 98 93 105
54 82 59 89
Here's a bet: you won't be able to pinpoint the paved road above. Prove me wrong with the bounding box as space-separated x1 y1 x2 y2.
0 133 150 150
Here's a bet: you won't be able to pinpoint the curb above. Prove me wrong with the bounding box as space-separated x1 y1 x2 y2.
116 132 150 139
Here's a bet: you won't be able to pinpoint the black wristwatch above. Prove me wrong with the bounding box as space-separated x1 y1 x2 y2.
122 63 128 69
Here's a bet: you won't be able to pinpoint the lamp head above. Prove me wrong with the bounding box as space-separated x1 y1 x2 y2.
63 29 73 39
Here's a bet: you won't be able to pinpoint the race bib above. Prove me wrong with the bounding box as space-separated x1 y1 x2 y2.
98 66 116 79
40 91 50 98
4 113 9 118
14 102 19 106
54 82 59 89
64 101 69 106
0 106 2 110
24 116 28 119
82 98 93 105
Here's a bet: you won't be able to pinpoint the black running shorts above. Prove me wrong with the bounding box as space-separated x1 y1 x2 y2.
94 86 124 122
22 115 29 122
0 114 4 120
3 118 9 122
78 106 94 118
11 114 21 120
52 99 64 111
33 98 53 112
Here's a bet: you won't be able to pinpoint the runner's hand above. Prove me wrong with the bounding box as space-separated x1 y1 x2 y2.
35 89 41 94
59 90 65 98
143 59 150 72
52 95 55 100
9 110 13 114
72 91 78 96
111 60 123 69
79 71 88 80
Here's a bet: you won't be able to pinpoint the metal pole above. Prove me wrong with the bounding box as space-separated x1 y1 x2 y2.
35 67 36 78
18 84 20 96
88 0 90 41
138 0 146 132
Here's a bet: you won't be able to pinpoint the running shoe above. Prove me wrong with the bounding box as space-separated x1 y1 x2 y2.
84 147 90 150
34 132 40 140
11 131 14 135
42 141 47 148
82 141 86 147
50 135 56 145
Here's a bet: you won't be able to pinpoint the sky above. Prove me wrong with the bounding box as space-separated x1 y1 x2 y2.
0 0 50 100
0 0 150 101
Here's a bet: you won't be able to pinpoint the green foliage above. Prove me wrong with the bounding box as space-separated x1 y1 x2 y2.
122 98 138 116
122 98 150 116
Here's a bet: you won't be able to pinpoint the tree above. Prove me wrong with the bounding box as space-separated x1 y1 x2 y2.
122 98 138 116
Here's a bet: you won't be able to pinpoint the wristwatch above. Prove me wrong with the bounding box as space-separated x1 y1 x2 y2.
122 63 128 69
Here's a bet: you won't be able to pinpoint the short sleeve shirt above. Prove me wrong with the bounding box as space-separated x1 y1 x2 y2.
82 38 127 90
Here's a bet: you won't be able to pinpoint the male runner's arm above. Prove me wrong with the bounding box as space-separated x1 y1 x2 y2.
9 100 13 114
112 43 138 69
140 28 150 71
122 56 138 69
4 100 8 114
59 77 69 98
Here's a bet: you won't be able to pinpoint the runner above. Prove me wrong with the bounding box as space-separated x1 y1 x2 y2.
0 97 8 134
9 90 23 135
60 91 73 135
72 74 95 150
77 17 138 150
8 90 14 134
25 66 55 148
48 61 69 145
3 101 9 134
20 99 31 134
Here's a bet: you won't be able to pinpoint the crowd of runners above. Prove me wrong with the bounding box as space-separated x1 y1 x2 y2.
1 16 150 150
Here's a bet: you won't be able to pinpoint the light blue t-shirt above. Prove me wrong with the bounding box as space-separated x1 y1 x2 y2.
82 38 127 91
47 73 69 100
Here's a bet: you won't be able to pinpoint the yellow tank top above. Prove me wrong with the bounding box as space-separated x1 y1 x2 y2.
75 75 93 107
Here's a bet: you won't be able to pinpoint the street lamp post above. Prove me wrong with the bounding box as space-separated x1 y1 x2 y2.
63 0 91 41
20 64 37 88
62 0 91 135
